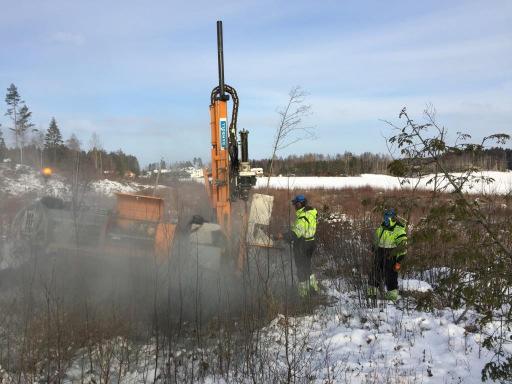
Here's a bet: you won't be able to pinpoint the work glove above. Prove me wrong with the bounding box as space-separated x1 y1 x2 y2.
282 231 295 243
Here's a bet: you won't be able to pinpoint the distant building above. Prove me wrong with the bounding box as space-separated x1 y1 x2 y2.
189 168 204 178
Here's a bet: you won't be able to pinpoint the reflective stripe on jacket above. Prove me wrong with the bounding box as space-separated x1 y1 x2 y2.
375 222 407 257
292 206 317 241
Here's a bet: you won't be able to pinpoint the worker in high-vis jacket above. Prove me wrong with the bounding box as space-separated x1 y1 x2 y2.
368 208 407 302
288 194 319 297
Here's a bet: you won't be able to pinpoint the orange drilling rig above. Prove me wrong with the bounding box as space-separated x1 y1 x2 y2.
203 21 278 270
204 21 256 236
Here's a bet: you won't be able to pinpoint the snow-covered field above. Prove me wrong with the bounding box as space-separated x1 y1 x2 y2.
2 165 511 199
256 171 512 195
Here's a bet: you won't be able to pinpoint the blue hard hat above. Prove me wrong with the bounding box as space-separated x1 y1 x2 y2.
383 208 396 226
291 194 307 204
384 208 396 218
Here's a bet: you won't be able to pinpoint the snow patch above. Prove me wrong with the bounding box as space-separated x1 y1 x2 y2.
90 179 139 196
256 171 512 194
0 166 70 198
400 279 433 293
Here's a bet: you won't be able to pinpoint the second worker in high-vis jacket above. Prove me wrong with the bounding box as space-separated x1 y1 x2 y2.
368 208 408 302
289 194 319 297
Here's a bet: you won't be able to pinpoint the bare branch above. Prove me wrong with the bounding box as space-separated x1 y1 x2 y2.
267 86 315 186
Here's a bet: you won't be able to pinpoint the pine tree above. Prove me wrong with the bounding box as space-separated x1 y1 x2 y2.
5 83 29 164
45 117 63 164
16 104 34 164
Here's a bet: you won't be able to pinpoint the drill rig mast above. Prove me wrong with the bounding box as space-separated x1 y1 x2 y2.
205 20 256 237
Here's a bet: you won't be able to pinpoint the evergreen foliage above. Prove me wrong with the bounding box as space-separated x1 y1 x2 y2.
44 117 64 163
17 104 34 143
108 149 140 176
4 84 33 164
4 84 21 121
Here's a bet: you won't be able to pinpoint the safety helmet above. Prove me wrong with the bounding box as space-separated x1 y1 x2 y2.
383 208 396 226
291 194 307 204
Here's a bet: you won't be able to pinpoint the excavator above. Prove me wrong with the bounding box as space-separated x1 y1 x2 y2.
5 21 292 315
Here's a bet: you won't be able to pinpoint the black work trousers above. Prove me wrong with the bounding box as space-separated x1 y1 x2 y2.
293 239 316 282
369 248 398 291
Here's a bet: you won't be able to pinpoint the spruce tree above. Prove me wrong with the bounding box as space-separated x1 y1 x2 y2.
45 117 63 164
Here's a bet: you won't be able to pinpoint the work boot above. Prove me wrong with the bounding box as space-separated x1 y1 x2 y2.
367 286 378 298
309 274 320 293
385 289 399 302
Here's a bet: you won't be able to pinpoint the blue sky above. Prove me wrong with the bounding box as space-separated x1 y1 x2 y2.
0 0 510 166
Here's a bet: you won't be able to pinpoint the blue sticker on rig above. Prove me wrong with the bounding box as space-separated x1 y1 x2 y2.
219 118 227 150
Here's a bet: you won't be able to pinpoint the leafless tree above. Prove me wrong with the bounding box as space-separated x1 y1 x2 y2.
267 86 314 187
88 132 102 175
66 133 81 152
30 128 45 168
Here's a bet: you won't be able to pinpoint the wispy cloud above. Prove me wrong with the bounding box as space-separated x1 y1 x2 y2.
0 0 510 164
49 32 85 46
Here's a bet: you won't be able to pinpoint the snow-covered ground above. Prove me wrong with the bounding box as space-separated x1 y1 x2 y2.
90 179 139 196
194 278 495 383
0 165 71 198
0 165 153 198
37 277 500 383
256 171 512 195
1 165 509 382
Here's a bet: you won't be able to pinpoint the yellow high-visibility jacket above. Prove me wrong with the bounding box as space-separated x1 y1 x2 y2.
292 206 317 241
375 221 407 258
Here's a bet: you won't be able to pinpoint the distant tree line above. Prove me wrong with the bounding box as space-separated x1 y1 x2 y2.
440 147 511 172
0 83 140 178
2 83 509 179
146 157 204 172
251 149 512 177
252 152 392 176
